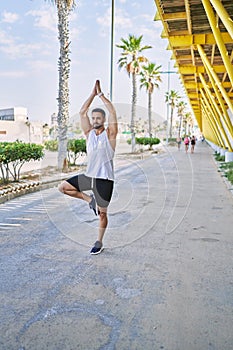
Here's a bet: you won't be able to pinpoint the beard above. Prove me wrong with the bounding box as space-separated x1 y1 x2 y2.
93 124 103 129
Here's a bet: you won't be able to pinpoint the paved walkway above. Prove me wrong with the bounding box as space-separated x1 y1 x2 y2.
0 140 233 349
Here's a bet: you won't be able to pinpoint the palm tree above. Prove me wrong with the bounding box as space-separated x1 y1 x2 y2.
140 62 162 137
47 0 75 170
183 112 193 136
165 89 180 139
177 101 187 138
116 34 152 152
187 112 194 135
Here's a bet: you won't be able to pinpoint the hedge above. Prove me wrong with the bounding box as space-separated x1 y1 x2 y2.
0 141 44 183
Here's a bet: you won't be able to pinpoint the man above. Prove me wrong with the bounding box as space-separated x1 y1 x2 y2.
58 80 118 255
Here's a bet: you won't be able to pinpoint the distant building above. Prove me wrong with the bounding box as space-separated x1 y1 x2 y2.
0 107 43 144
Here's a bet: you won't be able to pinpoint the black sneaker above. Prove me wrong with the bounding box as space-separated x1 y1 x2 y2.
90 241 104 255
89 194 97 216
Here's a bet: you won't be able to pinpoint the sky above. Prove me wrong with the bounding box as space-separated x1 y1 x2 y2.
0 0 187 124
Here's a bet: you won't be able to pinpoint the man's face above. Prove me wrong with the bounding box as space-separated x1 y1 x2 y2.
91 112 105 129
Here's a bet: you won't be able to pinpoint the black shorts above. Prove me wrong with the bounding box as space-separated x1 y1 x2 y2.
66 174 114 208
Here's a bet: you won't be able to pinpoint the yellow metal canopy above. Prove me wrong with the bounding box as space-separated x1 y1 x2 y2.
154 0 233 150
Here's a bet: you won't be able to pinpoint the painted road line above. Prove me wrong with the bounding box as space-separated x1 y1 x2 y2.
0 223 21 226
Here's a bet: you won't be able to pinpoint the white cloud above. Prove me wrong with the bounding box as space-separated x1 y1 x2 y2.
27 59 56 72
93 0 109 7
137 24 161 43
27 5 80 39
0 70 26 78
0 29 46 59
26 7 57 33
0 29 14 45
2 11 19 23
115 8 132 28
2 42 45 59
138 14 155 22
97 7 132 35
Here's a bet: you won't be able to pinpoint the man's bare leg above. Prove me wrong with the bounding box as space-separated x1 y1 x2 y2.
97 207 108 244
58 181 91 203
90 207 108 254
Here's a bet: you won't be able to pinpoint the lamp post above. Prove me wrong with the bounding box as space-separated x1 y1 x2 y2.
109 0 114 101
160 62 176 144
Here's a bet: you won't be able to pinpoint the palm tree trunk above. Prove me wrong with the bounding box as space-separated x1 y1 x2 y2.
169 107 174 139
57 1 70 171
148 92 152 137
131 72 137 152
178 115 182 138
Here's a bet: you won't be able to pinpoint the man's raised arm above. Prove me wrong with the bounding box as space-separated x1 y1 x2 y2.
79 83 97 135
96 80 118 148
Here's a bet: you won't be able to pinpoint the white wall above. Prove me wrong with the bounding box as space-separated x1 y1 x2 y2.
0 107 43 144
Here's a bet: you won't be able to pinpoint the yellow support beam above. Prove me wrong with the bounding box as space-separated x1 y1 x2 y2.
186 94 199 99
179 65 227 74
197 44 233 115
176 55 193 60
204 117 220 144
202 0 233 87
199 74 233 151
184 81 232 89
201 98 223 146
201 90 224 145
163 12 187 21
168 32 232 47
204 63 233 137
184 0 192 34
154 11 161 21
209 0 233 39
202 108 219 144
201 94 225 147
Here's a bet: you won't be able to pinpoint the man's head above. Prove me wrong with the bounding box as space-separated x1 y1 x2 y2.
91 108 106 129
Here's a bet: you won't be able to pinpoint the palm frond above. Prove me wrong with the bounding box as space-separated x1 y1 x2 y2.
140 61 162 93
139 45 152 52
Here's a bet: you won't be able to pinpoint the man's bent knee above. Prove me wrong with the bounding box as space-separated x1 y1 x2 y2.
58 182 65 193
58 181 73 194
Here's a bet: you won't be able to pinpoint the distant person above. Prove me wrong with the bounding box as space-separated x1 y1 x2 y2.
176 136 182 151
191 135 196 153
58 80 118 255
184 135 190 153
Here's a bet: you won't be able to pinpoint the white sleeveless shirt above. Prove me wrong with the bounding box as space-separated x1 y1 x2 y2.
85 129 115 180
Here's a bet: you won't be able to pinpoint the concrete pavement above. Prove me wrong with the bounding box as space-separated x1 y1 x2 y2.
0 140 233 349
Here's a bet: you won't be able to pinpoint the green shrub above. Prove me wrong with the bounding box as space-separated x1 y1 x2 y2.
44 140 58 151
226 170 233 184
127 137 160 148
0 141 44 183
220 162 233 185
136 137 160 147
214 152 225 162
67 138 86 165
220 161 233 170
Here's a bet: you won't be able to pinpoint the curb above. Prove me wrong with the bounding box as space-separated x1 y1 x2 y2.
0 176 69 205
